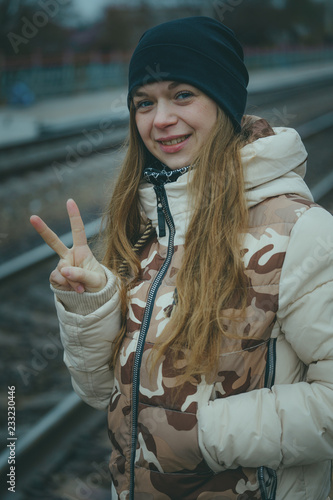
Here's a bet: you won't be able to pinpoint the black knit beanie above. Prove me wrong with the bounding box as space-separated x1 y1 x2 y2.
127 16 249 132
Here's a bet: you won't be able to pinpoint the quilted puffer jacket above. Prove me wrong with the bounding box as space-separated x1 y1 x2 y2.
54 124 333 500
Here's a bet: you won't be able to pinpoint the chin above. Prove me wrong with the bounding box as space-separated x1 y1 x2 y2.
161 158 191 170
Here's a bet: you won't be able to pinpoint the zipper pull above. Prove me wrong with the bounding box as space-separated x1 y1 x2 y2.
154 186 166 238
157 203 166 237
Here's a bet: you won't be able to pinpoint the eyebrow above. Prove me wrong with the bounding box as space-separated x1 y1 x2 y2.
132 81 181 98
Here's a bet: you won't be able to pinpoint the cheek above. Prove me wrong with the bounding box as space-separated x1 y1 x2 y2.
135 117 143 139
192 102 218 136
135 116 151 149
204 104 218 129
197 116 217 141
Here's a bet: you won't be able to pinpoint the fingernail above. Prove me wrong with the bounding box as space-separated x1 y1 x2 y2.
62 268 70 277
77 285 85 293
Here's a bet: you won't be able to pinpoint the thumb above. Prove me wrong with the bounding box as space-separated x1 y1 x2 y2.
61 266 106 293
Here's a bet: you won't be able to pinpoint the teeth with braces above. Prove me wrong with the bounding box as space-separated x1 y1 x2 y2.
160 135 189 145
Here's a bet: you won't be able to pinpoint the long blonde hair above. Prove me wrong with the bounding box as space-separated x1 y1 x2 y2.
102 106 249 381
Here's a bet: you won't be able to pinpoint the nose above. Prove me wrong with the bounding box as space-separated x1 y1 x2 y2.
153 101 178 129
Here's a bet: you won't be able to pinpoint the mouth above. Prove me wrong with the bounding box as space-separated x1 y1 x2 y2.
157 134 191 146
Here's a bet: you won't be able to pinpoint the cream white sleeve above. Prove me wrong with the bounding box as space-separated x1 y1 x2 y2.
54 268 121 410
198 207 333 471
51 265 116 316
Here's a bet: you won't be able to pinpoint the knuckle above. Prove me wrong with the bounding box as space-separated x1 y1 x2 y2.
49 269 57 281
58 258 70 269
72 267 84 282
73 269 81 280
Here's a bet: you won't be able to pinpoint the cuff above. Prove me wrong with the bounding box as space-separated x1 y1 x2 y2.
197 389 282 471
51 265 118 316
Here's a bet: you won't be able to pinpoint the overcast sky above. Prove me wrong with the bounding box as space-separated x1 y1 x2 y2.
72 0 196 21
73 0 110 21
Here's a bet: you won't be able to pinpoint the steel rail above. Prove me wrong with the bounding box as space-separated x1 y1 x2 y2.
0 392 80 475
0 122 128 179
0 107 129 152
0 217 102 281
296 110 333 141
0 392 105 499
296 110 333 200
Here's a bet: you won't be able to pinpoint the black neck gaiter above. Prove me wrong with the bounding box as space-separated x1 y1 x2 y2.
143 162 190 187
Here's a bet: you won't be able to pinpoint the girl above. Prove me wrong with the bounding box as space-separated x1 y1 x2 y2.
30 16 333 500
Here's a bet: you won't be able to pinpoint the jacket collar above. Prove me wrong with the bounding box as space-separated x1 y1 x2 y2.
143 164 190 186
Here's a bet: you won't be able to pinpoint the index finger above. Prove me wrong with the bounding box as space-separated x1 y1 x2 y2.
30 215 69 258
66 199 88 248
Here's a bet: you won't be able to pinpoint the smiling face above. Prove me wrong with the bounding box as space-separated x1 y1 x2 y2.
132 81 218 170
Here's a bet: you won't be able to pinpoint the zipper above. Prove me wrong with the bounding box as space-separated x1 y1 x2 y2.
258 466 277 500
129 184 175 499
258 336 277 500
264 337 276 389
155 187 166 238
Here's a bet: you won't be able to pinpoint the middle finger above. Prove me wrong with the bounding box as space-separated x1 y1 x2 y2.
66 199 88 248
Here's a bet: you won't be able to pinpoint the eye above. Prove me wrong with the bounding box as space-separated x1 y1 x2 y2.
175 91 194 101
134 99 153 110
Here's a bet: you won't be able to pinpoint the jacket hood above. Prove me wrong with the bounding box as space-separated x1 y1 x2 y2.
242 126 313 207
139 126 313 243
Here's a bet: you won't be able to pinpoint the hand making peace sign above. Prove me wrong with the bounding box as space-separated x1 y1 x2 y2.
30 199 106 294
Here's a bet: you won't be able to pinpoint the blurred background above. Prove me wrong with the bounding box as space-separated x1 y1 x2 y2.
1 0 333 107
0 1 333 499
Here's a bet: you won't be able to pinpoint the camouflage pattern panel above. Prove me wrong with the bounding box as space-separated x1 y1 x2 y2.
242 194 319 336
134 465 261 499
108 195 320 499
108 365 132 494
212 339 270 400
210 194 319 399
109 235 263 498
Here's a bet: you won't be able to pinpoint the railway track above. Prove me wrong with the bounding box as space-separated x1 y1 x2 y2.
1 76 333 266
0 80 333 499
0 118 129 180
1 75 333 182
